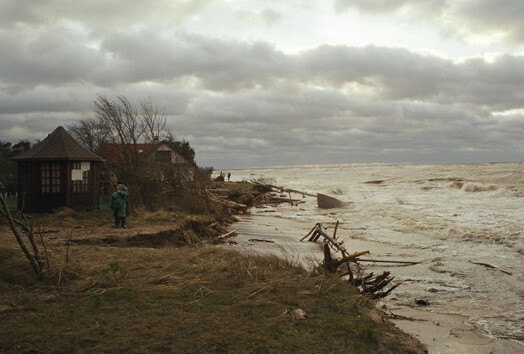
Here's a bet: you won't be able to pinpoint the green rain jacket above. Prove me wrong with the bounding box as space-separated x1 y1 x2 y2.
110 190 128 218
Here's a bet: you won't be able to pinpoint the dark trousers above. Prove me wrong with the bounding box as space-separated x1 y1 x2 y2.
114 216 127 227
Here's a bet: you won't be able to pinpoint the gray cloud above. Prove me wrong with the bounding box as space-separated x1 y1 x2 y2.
448 0 524 43
0 26 102 90
4 18 523 110
334 0 445 14
0 0 216 31
99 31 292 90
335 0 524 44
0 0 523 168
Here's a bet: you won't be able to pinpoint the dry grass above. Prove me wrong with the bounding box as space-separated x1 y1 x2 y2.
0 205 425 353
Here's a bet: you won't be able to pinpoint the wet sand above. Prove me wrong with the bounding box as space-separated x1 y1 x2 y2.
225 214 524 354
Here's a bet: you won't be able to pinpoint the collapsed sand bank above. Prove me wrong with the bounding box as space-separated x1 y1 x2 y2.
225 214 524 354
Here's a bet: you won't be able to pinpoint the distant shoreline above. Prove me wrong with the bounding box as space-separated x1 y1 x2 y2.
216 160 524 171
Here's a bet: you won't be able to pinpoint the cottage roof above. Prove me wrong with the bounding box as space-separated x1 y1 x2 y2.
99 141 189 165
13 126 104 161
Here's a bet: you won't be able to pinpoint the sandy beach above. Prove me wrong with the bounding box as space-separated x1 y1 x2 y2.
225 213 524 354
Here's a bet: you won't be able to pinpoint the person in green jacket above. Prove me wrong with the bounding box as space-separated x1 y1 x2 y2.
110 185 128 228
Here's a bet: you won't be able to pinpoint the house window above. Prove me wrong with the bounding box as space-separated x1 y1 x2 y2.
42 162 61 193
82 170 89 191
73 180 81 192
72 162 81 169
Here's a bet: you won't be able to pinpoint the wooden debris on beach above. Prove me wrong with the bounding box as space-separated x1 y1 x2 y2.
218 228 239 239
468 260 512 276
253 187 309 207
206 184 314 214
301 221 400 299
206 190 250 214
249 239 275 243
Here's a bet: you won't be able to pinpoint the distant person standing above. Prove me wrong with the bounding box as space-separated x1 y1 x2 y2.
227 172 231 182
110 184 128 228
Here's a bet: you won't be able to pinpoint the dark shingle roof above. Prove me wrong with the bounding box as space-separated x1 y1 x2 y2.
13 126 104 161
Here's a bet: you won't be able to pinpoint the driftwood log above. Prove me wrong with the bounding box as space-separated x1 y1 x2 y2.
322 243 397 299
303 221 399 299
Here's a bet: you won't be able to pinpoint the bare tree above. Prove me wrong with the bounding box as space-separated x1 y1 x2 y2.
68 118 108 154
141 98 173 143
95 95 145 169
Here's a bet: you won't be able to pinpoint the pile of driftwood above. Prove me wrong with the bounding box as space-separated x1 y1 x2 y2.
301 222 402 299
252 187 313 208
206 189 251 213
206 186 310 214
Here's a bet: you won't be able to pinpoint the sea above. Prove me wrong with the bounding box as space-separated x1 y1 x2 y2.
225 162 524 345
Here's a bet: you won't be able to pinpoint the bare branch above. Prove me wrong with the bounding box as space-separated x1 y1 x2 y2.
141 98 171 143
0 194 44 275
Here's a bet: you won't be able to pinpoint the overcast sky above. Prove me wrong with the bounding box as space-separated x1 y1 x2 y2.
1 0 524 168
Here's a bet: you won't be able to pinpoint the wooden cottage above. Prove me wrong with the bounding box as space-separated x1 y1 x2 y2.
13 126 105 212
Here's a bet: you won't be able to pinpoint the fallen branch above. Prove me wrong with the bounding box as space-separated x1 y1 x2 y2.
313 221 398 299
0 194 45 275
300 223 321 241
468 260 512 275
358 258 421 265
336 251 370 267
248 239 275 243
306 223 347 254
372 282 400 299
218 228 239 239
386 311 427 322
